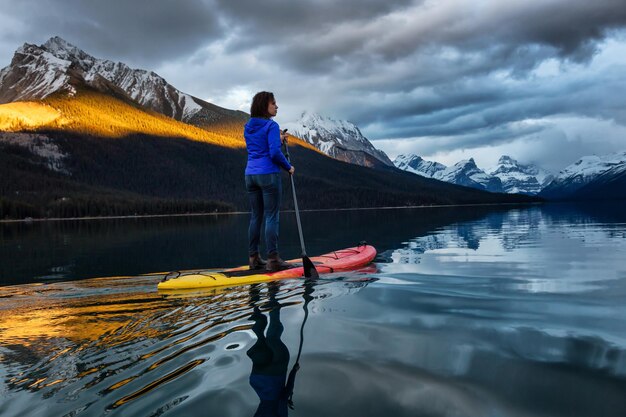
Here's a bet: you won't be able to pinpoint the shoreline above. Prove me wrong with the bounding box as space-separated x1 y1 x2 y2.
0 201 544 224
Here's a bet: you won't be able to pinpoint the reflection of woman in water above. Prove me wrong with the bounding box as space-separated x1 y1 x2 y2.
247 302 298 417
246 279 364 416
247 282 299 417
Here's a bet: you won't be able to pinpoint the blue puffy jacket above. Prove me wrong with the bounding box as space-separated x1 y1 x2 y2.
244 118 292 175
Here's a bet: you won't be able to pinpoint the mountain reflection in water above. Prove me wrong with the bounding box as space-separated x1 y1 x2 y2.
1 203 626 416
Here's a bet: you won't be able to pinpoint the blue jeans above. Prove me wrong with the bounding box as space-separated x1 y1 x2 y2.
246 173 282 256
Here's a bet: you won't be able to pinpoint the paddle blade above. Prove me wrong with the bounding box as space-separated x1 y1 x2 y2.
303 256 319 278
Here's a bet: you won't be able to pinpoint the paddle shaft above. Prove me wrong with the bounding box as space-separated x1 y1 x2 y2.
282 141 308 256
295 280 313 363
287 279 315 407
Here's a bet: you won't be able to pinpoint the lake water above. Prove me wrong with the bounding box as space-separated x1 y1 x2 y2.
1 203 626 417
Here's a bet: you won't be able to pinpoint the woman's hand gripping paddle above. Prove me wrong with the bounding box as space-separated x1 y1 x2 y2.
281 129 319 278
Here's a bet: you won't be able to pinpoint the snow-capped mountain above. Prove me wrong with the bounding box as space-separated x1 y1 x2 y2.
540 151 626 199
0 36 245 125
393 154 446 178
284 112 393 168
394 154 559 194
393 154 503 193
572 163 626 200
437 159 503 193
488 155 553 195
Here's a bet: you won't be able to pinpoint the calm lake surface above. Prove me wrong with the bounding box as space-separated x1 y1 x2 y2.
1 203 626 417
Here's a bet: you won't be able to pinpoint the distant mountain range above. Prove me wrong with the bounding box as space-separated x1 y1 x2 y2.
394 152 626 200
0 37 534 219
394 154 549 194
292 110 626 200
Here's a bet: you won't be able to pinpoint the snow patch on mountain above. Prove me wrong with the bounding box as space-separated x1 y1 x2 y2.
179 94 203 120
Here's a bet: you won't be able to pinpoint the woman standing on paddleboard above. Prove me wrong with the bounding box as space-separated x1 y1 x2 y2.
244 91 295 272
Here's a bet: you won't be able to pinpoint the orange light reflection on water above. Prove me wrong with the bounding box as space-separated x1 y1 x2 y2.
0 274 279 405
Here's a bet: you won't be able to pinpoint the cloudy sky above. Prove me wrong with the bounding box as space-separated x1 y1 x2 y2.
1 0 625 171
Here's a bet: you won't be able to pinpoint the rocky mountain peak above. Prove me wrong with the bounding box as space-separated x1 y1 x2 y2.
1 40 75 103
438 159 503 192
296 111 367 143
44 36 75 50
299 111 324 124
0 37 247 125
393 154 446 178
452 159 479 173
488 155 553 194
498 155 516 165
15 42 36 57
285 112 393 168
42 37 94 63
393 154 415 167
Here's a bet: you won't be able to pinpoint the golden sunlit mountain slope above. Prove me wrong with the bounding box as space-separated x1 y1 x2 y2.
0 101 69 130
0 89 319 152
1 90 241 147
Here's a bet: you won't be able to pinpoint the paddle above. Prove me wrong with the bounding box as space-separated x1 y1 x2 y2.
282 130 319 278
287 278 315 409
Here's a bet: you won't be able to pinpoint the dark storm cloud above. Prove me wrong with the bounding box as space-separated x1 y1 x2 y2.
213 0 417 73
0 0 222 66
350 68 626 142
215 0 416 47
2 0 624 86
213 0 626 77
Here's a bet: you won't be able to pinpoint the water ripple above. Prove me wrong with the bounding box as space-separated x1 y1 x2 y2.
0 275 373 417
